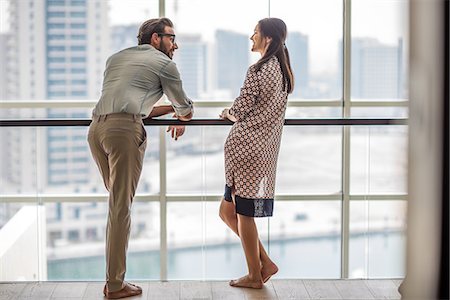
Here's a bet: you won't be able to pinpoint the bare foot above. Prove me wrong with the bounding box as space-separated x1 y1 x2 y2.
229 275 263 289
261 262 278 283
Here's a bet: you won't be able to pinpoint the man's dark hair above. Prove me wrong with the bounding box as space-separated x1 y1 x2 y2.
137 17 174 45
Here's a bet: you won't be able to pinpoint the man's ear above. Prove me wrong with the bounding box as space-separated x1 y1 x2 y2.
150 32 160 46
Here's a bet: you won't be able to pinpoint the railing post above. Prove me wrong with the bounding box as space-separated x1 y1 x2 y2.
341 0 352 279
159 126 168 280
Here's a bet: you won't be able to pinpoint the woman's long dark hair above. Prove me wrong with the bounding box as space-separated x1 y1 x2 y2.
254 18 294 94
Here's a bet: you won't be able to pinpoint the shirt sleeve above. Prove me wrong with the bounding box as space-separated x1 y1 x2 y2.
159 61 194 117
228 66 260 122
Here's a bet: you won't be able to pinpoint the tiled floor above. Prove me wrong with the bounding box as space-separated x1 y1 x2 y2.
0 279 402 299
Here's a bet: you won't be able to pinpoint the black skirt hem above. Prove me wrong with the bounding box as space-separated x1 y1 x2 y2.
223 184 274 218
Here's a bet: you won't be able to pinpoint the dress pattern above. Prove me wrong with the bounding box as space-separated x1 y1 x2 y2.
224 56 288 217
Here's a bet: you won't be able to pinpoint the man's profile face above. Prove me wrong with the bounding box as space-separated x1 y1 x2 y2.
157 26 178 59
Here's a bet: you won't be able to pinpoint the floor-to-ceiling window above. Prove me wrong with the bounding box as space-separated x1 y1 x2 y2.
0 0 408 281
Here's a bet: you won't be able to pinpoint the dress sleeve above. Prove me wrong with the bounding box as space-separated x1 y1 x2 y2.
228 66 259 121
159 61 194 117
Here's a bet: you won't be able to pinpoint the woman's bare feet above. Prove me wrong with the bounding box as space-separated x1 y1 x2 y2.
261 261 278 283
229 275 263 289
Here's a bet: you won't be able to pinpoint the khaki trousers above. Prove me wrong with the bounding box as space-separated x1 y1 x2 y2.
87 113 147 292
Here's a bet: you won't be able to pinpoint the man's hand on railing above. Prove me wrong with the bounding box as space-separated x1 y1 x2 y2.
177 111 193 121
166 125 185 141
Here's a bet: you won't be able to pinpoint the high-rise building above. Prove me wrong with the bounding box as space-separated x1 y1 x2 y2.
0 33 11 101
7 0 109 187
215 30 249 99
286 32 309 98
173 34 207 99
0 34 10 187
339 37 403 99
111 24 140 54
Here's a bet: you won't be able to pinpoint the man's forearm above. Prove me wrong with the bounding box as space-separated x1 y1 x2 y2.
178 111 193 121
147 105 174 118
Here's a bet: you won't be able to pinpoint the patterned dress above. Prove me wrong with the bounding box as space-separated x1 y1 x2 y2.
224 56 288 217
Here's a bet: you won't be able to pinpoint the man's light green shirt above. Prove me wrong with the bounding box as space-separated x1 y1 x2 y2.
93 44 193 118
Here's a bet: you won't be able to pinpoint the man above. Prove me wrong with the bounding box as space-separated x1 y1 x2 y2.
87 18 193 299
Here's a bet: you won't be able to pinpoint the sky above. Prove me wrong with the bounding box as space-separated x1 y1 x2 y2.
0 0 408 73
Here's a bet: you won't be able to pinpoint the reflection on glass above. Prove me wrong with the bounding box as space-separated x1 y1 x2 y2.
349 200 406 278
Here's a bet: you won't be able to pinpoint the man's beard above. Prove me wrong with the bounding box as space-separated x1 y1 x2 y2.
158 41 172 59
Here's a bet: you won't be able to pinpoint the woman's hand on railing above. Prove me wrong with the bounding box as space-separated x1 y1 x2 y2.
219 108 237 123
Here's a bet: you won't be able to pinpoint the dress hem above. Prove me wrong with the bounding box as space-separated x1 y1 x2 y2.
223 184 274 218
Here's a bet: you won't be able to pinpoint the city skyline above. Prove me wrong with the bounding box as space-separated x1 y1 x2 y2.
0 0 408 74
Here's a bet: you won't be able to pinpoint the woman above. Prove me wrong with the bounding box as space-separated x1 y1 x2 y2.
219 18 294 289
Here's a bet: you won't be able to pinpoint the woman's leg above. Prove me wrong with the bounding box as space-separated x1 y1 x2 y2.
230 213 264 288
219 199 278 282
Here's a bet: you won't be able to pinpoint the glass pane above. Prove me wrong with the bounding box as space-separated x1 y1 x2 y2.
0 123 159 195
0 127 39 194
286 107 342 118
166 126 228 195
167 202 207 279
351 0 409 100
268 201 341 278
270 0 343 99
0 203 42 281
109 0 159 54
277 126 342 194
46 201 160 280
349 200 406 278
1 0 158 106
166 0 268 101
350 126 408 195
167 201 271 280
351 107 408 118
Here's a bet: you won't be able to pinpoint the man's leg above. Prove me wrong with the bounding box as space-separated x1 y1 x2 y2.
101 118 146 293
87 121 110 191
219 199 278 282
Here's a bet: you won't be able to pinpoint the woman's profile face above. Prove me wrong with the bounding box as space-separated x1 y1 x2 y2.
250 25 267 54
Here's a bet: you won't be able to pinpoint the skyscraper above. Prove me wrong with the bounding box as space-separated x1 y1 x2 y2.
173 34 207 99
7 0 109 187
339 37 403 99
215 30 249 99
286 32 309 98
111 24 140 54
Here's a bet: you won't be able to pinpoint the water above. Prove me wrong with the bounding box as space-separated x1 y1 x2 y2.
48 231 405 280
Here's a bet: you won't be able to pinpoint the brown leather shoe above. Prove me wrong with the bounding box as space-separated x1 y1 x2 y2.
103 282 142 299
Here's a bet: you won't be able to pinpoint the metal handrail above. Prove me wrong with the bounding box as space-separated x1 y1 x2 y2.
0 118 408 127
